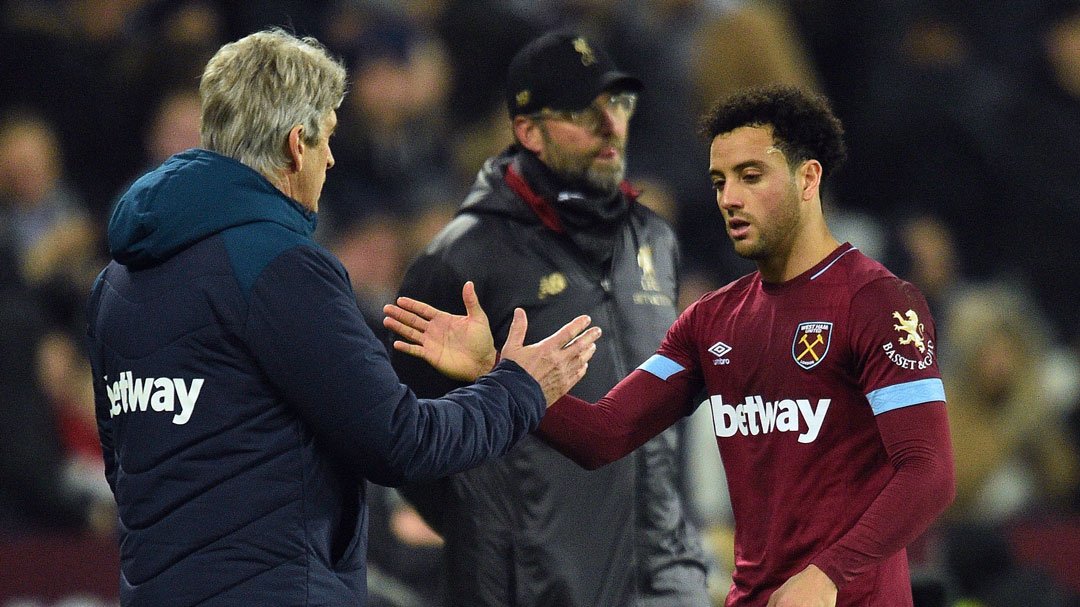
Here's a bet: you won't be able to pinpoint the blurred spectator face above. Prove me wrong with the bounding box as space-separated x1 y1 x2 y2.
36 331 95 419
899 16 969 69
398 0 444 23
945 287 1042 407
334 214 407 299
450 104 516 183
404 203 456 257
971 325 1025 402
354 57 415 130
350 40 449 132
67 0 148 41
900 216 958 299
1046 9 1080 98
162 1 223 47
147 90 203 164
0 117 62 207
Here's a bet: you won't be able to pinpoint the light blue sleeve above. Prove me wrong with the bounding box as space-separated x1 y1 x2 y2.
637 354 685 381
866 378 946 415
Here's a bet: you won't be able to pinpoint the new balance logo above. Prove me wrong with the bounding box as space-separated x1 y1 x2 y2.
104 371 203 425
706 394 830 443
708 341 731 365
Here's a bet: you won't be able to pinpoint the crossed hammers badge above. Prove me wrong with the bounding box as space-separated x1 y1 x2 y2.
792 322 833 370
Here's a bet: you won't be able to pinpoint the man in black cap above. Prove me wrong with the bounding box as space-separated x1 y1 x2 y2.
391 31 710 606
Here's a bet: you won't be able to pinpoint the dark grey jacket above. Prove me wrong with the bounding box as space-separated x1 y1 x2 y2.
393 147 709 607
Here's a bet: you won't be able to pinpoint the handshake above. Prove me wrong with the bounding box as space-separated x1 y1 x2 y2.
383 281 602 405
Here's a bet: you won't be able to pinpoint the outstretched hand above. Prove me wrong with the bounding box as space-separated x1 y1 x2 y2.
383 281 496 382
384 283 603 405
498 307 601 405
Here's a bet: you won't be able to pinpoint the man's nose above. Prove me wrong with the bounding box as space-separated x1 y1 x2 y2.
718 186 741 210
596 106 626 136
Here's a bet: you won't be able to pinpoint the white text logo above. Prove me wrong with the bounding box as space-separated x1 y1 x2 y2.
707 394 830 443
104 371 203 425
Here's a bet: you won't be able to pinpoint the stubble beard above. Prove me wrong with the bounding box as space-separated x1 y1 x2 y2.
732 184 801 261
541 127 626 196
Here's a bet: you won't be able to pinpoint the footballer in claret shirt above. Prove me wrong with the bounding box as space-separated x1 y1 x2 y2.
532 85 954 607
538 243 954 606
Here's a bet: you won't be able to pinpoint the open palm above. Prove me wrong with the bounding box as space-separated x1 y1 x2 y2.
383 281 497 382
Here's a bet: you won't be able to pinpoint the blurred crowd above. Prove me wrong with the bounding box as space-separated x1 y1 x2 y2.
3 1 1080 606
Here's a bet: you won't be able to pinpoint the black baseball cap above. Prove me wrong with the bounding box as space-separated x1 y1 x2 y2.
506 31 643 117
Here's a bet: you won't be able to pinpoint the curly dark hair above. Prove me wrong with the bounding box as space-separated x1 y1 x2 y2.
700 86 847 179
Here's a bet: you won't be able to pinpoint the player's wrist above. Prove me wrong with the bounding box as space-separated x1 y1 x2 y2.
808 559 843 591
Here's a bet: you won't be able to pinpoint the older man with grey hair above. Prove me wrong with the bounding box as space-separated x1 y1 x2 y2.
86 28 601 606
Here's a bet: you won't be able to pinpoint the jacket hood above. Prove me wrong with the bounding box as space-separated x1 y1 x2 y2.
108 149 317 269
458 146 540 223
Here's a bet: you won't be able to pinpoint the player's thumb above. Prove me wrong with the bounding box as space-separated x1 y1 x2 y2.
502 307 528 352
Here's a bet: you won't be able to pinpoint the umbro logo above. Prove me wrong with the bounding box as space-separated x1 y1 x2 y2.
708 341 731 365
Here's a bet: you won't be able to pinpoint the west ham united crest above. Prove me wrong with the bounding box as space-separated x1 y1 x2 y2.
792 322 832 370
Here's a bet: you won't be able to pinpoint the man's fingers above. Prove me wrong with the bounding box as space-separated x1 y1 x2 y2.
574 362 589 384
573 341 598 373
383 316 425 344
461 281 486 321
391 340 424 359
540 315 592 350
563 326 602 353
383 304 428 333
503 307 528 351
547 353 592 406
393 296 439 321
573 332 600 364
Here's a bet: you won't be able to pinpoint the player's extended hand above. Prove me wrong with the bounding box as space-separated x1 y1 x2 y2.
383 281 497 382
765 565 837 607
499 307 601 406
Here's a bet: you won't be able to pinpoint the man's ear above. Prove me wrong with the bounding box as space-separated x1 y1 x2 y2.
798 159 822 202
512 116 544 156
285 124 305 174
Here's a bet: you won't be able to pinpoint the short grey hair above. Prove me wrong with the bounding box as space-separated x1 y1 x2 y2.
199 28 347 178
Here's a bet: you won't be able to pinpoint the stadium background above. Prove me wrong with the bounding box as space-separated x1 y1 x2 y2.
2 1 1080 605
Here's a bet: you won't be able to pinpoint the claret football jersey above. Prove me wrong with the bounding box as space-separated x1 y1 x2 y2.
642 243 945 606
